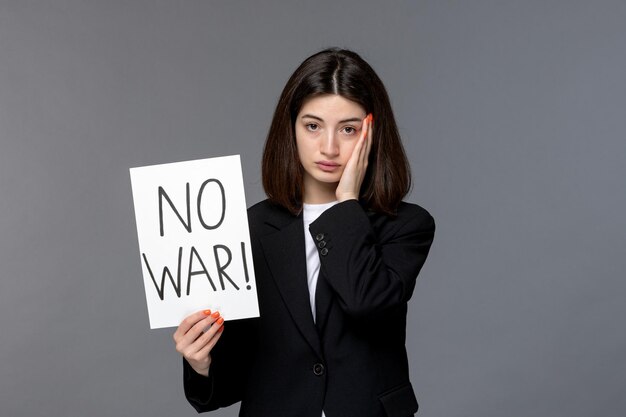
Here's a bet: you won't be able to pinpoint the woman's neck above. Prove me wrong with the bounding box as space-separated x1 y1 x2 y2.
302 181 338 204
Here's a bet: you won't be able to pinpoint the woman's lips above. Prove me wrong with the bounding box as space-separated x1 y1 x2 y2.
316 161 340 172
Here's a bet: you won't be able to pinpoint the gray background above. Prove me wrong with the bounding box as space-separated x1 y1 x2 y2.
1 1 624 416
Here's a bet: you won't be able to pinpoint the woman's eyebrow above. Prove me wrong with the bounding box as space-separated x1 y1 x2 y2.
338 117 363 123
300 114 323 121
300 114 363 123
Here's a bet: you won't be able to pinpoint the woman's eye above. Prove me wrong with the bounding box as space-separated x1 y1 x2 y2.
306 123 319 132
342 126 357 135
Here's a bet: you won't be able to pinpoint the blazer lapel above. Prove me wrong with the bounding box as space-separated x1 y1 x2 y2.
314 271 334 334
259 211 322 358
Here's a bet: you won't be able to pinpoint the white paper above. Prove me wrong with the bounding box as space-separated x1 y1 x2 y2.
130 155 259 329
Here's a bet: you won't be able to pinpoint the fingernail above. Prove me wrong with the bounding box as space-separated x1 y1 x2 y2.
216 317 224 325
203 309 212 315
218 325 225 332
369 113 374 123
211 311 220 318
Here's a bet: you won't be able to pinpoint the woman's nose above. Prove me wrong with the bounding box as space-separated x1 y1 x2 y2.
320 132 339 156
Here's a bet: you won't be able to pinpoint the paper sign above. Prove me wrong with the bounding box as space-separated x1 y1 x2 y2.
130 155 259 329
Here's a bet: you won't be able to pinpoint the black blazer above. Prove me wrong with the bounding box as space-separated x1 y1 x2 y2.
183 199 435 417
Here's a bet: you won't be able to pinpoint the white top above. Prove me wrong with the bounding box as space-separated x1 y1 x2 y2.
302 201 338 323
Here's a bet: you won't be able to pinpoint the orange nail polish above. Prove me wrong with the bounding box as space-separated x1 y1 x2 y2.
203 309 212 315
369 113 374 123
218 325 225 332
216 317 224 325
211 311 220 318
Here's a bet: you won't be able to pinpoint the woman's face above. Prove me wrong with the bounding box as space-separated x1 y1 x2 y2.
294 94 367 203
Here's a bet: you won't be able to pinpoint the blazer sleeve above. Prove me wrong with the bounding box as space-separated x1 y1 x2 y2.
183 318 256 412
309 200 435 318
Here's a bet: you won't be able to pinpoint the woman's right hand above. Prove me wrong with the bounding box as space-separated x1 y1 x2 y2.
173 310 224 377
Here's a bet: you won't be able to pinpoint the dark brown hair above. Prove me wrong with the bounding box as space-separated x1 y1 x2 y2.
262 48 411 215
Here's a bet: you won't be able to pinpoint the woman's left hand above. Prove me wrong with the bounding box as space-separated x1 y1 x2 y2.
335 113 373 202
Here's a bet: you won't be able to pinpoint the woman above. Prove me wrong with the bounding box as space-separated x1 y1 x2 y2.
173 48 435 417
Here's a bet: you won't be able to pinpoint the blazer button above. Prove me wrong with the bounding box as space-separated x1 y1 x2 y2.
312 363 325 376
315 233 324 241
317 241 326 249
320 248 328 256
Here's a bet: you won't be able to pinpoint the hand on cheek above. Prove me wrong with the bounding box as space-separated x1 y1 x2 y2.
335 114 373 202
